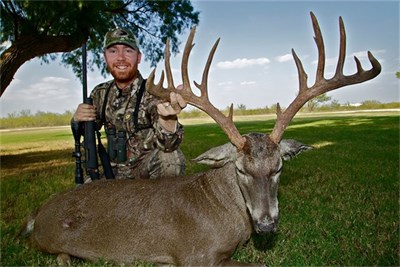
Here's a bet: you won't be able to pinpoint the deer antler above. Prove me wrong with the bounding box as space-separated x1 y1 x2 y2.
147 27 246 149
269 12 381 144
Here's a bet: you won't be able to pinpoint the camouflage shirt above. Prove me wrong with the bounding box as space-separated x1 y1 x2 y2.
90 72 184 165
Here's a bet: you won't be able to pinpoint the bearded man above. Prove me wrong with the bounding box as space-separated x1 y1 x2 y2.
72 28 186 180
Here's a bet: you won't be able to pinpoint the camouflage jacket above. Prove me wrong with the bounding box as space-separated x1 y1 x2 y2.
90 72 184 165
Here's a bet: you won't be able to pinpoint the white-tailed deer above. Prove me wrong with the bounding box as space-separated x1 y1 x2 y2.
24 12 380 266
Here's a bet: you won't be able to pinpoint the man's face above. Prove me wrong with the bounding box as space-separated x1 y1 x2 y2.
104 44 142 85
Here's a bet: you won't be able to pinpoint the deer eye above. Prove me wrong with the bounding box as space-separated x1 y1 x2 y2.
270 167 282 184
275 166 282 175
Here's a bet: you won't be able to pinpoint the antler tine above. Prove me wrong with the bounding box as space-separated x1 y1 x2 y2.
147 27 246 149
147 68 165 97
311 12 325 84
181 27 196 94
147 27 197 100
194 37 220 102
269 12 382 144
193 37 246 149
164 38 175 90
335 16 346 77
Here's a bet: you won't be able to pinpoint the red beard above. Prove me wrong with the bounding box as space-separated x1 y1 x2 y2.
108 63 137 84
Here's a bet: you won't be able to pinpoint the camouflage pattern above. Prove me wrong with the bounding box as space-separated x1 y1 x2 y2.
90 72 185 179
103 28 139 50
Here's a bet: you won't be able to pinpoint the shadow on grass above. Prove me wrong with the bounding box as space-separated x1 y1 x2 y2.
251 232 279 251
2 149 71 167
1 149 74 179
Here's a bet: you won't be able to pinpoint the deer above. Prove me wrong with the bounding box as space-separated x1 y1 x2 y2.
23 12 380 266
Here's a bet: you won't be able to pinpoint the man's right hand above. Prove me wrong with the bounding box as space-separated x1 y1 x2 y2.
73 103 97 121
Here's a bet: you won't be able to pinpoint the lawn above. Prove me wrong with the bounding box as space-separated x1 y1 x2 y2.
1 112 399 266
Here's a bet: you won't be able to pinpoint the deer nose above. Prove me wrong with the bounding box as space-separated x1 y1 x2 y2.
255 222 277 233
255 218 279 234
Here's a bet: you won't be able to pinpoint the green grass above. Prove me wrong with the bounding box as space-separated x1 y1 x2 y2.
1 114 399 266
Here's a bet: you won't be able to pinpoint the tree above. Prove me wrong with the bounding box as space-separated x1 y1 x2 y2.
329 99 341 109
237 104 246 111
0 0 199 96
306 93 332 112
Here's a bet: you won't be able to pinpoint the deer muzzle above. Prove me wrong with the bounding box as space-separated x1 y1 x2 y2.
254 217 279 234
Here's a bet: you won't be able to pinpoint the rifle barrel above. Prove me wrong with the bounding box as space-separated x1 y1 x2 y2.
82 43 88 102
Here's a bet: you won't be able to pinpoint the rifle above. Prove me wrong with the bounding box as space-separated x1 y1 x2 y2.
71 43 100 184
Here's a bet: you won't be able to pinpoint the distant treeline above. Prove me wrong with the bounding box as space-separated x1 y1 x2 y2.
1 110 74 129
1 101 399 129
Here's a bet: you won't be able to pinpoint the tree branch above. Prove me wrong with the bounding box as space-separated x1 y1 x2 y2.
0 34 86 96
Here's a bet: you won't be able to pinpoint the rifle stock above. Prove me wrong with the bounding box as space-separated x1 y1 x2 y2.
71 120 84 184
83 99 100 181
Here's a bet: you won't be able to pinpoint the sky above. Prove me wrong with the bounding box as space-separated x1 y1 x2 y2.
1 0 398 117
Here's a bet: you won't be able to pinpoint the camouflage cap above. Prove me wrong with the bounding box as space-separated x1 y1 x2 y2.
103 28 139 50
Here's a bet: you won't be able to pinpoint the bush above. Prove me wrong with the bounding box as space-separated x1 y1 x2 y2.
0 110 74 129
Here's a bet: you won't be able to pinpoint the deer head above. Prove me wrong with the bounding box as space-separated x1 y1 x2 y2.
147 12 381 233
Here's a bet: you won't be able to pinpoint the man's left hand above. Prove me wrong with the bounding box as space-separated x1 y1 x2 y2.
157 91 187 132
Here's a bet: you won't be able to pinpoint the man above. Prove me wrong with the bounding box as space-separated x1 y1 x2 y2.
73 28 186 180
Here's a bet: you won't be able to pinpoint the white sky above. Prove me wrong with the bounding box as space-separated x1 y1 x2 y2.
1 0 399 117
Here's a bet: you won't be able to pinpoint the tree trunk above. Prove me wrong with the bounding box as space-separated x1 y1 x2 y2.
0 34 85 97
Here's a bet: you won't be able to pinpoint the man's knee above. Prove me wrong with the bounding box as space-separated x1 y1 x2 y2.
149 149 186 179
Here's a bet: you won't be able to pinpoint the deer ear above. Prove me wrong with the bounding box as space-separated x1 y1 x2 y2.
192 142 238 168
279 139 313 161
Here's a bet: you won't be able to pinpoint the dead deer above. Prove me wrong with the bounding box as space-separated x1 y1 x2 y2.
24 12 380 266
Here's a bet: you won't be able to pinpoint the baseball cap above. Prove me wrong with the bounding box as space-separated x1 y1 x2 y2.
103 28 139 50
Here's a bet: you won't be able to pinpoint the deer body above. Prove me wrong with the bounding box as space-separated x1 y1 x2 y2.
32 167 250 265
30 134 308 266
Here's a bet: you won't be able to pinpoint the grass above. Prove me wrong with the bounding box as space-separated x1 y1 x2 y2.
1 113 399 266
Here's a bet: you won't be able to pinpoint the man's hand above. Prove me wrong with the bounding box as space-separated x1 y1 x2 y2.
73 103 97 122
157 90 187 133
